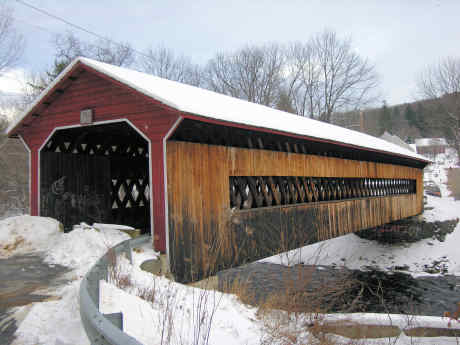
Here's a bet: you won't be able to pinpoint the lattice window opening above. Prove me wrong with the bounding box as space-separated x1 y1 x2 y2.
111 178 150 210
230 176 416 210
44 138 149 158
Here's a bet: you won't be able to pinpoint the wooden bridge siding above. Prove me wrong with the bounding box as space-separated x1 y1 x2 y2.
166 141 423 282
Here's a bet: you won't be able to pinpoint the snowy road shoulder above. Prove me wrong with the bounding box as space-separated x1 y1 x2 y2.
0 217 130 345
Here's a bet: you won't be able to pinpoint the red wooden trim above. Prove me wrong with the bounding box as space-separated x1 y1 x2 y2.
29 148 39 216
78 65 181 116
8 64 85 136
8 61 183 137
180 112 429 165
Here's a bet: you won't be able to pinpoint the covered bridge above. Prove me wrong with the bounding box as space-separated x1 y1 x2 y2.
8 58 430 282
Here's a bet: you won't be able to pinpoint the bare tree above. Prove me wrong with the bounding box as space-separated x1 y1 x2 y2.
26 31 135 100
417 57 460 155
286 30 379 122
138 46 202 86
53 31 135 68
0 5 24 76
284 42 322 118
204 44 285 107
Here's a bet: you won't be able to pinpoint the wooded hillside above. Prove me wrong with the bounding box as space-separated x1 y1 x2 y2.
332 97 453 144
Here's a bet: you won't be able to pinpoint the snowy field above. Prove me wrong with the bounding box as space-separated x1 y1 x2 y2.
1 149 459 345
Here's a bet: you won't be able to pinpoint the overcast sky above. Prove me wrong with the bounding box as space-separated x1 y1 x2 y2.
3 0 460 106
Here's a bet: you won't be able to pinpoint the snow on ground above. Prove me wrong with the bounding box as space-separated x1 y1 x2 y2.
0 216 62 258
423 148 458 198
130 239 160 268
2 149 459 345
0 219 130 345
12 280 89 345
260 195 460 276
101 257 262 345
102 246 460 345
45 222 129 277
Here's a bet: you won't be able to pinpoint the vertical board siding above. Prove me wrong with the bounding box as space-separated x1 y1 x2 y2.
40 152 111 230
167 141 424 282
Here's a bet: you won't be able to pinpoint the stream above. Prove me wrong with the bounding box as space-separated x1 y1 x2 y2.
217 262 460 316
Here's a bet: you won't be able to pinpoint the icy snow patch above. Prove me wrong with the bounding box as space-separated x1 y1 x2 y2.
130 239 160 268
0 216 61 258
1 217 130 345
93 223 135 231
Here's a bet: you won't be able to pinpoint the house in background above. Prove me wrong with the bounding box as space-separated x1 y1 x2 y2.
7 57 430 282
415 138 448 157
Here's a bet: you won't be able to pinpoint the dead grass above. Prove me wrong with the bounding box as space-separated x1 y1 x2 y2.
106 248 133 290
252 264 369 345
260 268 361 316
2 235 25 253
0 138 29 218
220 276 256 306
447 168 460 200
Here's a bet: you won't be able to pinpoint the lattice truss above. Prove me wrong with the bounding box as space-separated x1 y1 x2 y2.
43 137 150 211
111 178 150 209
230 176 416 210
43 139 149 158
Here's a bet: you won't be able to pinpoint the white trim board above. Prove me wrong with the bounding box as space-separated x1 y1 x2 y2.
162 117 183 267
18 134 31 215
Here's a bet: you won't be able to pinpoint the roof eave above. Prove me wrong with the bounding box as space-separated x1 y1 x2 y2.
7 58 85 137
181 112 431 167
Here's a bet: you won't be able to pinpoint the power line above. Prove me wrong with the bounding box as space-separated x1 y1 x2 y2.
15 16 58 36
15 0 150 60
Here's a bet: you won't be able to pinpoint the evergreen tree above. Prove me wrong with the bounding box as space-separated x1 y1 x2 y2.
391 106 400 131
415 103 428 136
404 105 417 127
276 91 296 114
379 101 391 134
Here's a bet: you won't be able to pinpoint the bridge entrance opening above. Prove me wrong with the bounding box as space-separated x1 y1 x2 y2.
39 121 151 233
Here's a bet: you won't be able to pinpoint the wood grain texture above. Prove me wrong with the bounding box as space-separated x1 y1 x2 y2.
166 141 424 282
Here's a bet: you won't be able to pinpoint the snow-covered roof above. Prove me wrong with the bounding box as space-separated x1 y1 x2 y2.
415 138 448 147
9 57 429 164
380 132 414 152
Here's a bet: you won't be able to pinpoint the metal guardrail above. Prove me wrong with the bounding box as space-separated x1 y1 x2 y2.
79 235 150 345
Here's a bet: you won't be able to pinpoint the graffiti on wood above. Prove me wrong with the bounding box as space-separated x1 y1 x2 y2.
42 176 106 230
40 152 110 231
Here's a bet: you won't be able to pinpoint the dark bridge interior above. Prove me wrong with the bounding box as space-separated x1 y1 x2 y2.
40 122 150 232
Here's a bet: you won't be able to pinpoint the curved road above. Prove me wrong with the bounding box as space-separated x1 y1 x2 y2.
0 253 70 345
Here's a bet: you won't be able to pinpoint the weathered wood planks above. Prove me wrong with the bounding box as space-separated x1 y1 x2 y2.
167 141 424 282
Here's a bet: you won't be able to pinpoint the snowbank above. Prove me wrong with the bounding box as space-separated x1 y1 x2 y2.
0 216 61 258
13 281 89 345
45 223 130 277
3 219 130 345
101 256 262 345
